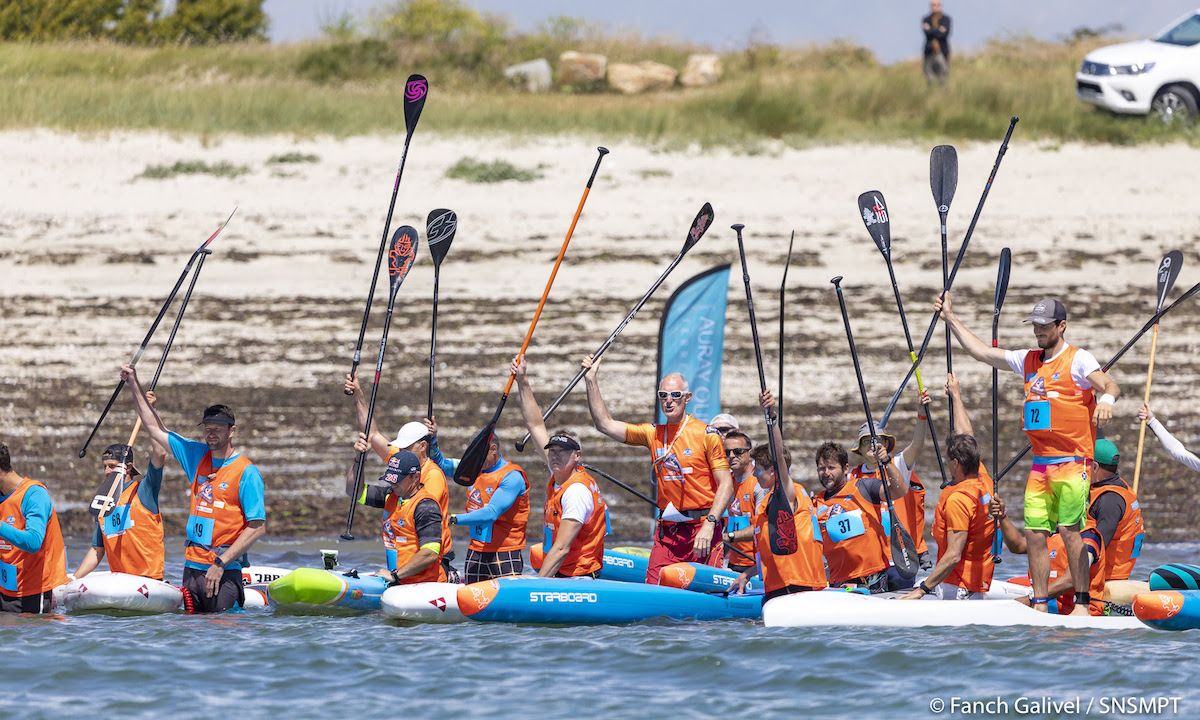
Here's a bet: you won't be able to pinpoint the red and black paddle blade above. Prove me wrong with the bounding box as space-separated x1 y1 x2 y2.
857 190 892 260
403 74 428 138
387 225 418 291
426 209 457 268
929 145 958 215
681 202 714 254
453 422 495 487
765 484 798 555
1156 250 1184 313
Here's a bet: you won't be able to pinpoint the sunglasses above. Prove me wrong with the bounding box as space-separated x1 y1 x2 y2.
725 447 750 457
657 391 687 401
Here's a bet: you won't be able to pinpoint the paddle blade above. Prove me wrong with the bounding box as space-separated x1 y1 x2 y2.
682 202 715 253
426 208 457 266
1156 250 1184 312
88 471 121 518
765 485 798 555
929 144 958 214
453 422 495 487
387 225 418 290
994 247 1012 310
403 74 429 136
891 525 920 579
857 190 892 258
198 206 237 252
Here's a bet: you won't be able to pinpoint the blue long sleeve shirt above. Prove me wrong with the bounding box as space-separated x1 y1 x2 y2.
0 484 53 553
429 438 525 527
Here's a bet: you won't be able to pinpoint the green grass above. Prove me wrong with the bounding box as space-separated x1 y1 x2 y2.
0 38 1196 147
445 157 542 182
138 160 250 179
267 151 320 164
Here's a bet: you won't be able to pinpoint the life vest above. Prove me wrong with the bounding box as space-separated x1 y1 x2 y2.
854 463 927 555
184 453 253 567
464 460 530 553
1089 480 1144 581
381 484 447 584
387 453 453 558
725 475 759 566
98 475 164 580
1022 345 1096 460
753 488 827 592
813 476 892 584
639 415 724 512
931 468 996 593
1047 530 1106 616
0 478 68 596
543 467 609 577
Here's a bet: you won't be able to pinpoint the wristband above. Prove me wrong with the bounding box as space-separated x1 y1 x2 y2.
1074 591 1091 606
212 556 225 569
918 581 935 596
1098 393 1116 406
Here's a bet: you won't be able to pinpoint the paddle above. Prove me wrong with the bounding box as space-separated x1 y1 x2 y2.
91 248 214 519
831 276 920 579
930 145 959 431
581 462 757 565
341 226 419 540
993 280 1200 484
779 230 794 433
1133 250 1184 492
454 147 609 485
879 116 1019 427
425 208 458 420
989 247 1012 563
856 190 949 489
733 224 797 555
346 74 428 393
514 201 714 452
78 207 236 458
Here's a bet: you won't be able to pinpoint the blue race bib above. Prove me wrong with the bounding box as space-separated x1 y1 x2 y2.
727 515 751 533
1024 399 1051 431
102 504 133 537
186 515 214 546
824 509 867 542
542 524 554 555
470 522 494 544
0 560 17 593
1132 533 1144 558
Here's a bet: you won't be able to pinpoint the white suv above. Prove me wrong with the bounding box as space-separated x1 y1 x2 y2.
1076 9 1200 123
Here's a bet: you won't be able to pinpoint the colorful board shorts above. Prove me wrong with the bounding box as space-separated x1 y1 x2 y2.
1024 459 1090 532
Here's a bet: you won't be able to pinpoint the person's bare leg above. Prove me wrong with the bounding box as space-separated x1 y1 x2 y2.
1025 529 1051 613
1060 525 1090 616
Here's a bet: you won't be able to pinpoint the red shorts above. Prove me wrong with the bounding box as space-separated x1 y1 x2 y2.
646 519 726 584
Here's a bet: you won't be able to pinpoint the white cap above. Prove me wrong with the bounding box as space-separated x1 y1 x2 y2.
390 421 429 449
709 413 739 430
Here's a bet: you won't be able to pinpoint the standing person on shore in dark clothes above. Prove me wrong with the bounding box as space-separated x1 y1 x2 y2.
923 0 951 84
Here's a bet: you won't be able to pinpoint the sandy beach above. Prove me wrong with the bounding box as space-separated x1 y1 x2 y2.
3 129 1198 539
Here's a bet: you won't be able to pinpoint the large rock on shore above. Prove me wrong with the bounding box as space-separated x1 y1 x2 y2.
504 59 552 93
681 54 722 87
558 51 607 87
607 61 678 94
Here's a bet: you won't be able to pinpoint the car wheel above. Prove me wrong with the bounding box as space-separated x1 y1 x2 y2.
1151 84 1198 125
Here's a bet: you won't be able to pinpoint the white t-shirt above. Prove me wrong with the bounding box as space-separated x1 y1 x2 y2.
557 482 595 524
1004 344 1101 389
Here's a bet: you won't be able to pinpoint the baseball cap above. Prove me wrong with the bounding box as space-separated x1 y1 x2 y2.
852 422 897 455
1094 438 1120 467
710 413 740 431
380 450 421 484
390 421 429 449
544 433 582 452
1023 298 1068 325
200 404 235 426
101 443 141 477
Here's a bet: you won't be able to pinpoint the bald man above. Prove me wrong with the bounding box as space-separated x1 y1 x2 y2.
582 354 734 584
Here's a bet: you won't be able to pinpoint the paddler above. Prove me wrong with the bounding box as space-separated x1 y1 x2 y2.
902 374 996 600
343 374 456 581
121 364 266 613
708 413 740 437
720 429 759 577
582 354 734 584
935 293 1120 613
345 449 446 584
0 442 68 613
812 439 907 593
1139 403 1200 473
513 357 609 578
728 391 827 600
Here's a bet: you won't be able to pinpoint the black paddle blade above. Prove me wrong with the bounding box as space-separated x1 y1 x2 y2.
682 202 715 253
1156 250 1184 312
765 485 798 555
994 247 1012 310
857 190 891 258
426 209 457 266
454 422 495 487
891 524 920 579
929 145 959 214
387 225 418 290
403 74 429 137
89 471 122 518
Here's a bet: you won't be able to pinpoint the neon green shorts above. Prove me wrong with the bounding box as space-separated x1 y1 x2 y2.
1023 460 1089 532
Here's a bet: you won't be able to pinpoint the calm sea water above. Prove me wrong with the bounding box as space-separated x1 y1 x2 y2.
2 540 1197 720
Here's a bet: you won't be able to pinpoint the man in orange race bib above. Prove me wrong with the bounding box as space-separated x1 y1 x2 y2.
936 294 1120 615
582 354 734 584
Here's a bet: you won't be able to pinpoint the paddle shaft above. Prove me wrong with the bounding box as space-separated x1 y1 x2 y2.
1132 324 1162 493
779 231 794 432
990 311 1003 561
941 210 955 433
880 116 1019 427
516 242 685 452
428 264 442 419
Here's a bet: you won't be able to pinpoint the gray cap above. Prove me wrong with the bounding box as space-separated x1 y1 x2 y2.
1023 298 1068 325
